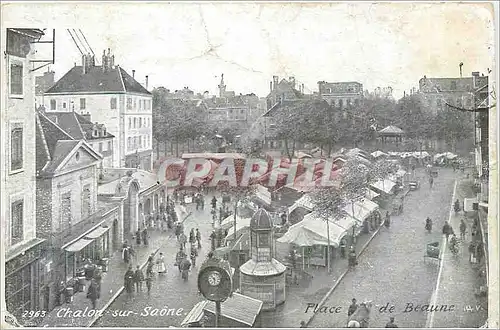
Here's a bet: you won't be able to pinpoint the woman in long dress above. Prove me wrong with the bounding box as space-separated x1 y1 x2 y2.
157 252 167 275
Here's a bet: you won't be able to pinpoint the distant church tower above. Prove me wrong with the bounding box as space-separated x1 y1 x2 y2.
218 73 226 97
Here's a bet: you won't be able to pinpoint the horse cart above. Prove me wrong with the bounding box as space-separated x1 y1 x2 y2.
424 242 441 262
347 301 372 328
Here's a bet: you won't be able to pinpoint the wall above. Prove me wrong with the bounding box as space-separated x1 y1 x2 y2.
2 31 38 253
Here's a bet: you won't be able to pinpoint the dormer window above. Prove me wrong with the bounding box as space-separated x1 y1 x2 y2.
93 128 98 137
103 128 107 136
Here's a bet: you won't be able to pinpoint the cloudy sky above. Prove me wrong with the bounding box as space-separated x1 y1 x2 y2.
2 2 496 98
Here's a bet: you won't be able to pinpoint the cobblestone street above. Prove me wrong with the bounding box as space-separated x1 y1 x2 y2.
308 168 459 328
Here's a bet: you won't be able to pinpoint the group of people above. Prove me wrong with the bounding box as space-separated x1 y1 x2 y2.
347 298 398 328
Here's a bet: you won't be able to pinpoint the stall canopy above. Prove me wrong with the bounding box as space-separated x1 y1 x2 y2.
278 211 357 248
204 293 263 327
288 194 315 214
65 237 93 252
343 198 379 222
220 214 252 231
433 152 458 161
85 226 110 239
181 301 207 327
365 188 380 200
371 150 388 158
370 178 397 194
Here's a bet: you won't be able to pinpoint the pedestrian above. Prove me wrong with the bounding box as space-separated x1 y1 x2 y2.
442 221 453 241
86 278 99 309
460 219 467 239
280 212 287 226
179 232 187 250
176 247 187 272
347 298 358 317
122 244 130 264
196 228 202 249
429 176 434 189
340 238 347 258
175 223 182 240
200 195 205 210
190 246 197 267
476 242 484 264
146 258 154 277
211 196 217 210
348 247 357 267
385 317 398 328
93 266 102 296
189 229 196 245
145 273 153 294
142 227 149 246
134 265 144 292
157 252 167 275
135 230 141 246
469 241 477 263
124 265 135 298
210 231 217 251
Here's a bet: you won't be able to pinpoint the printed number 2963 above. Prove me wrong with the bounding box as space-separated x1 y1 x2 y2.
22 310 47 318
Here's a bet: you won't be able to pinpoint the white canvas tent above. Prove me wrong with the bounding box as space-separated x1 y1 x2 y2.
343 198 379 222
371 150 388 158
370 178 397 194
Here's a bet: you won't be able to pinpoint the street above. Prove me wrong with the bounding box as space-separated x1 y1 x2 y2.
93 196 217 328
308 168 458 328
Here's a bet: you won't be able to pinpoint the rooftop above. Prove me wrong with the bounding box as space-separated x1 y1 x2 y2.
45 65 151 95
42 111 114 140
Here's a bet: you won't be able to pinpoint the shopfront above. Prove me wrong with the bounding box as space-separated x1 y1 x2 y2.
64 225 111 279
5 238 45 319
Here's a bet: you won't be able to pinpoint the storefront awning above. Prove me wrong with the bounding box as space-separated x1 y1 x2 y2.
65 238 93 252
85 226 110 239
370 178 396 194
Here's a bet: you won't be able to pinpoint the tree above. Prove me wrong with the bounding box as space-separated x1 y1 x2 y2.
435 106 474 151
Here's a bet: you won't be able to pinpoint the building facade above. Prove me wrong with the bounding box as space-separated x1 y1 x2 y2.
42 49 153 170
317 81 364 109
417 72 482 114
35 70 55 109
42 111 115 168
35 111 122 311
2 28 47 320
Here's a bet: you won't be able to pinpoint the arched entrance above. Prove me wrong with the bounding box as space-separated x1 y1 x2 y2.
144 198 151 216
112 219 118 251
124 181 140 238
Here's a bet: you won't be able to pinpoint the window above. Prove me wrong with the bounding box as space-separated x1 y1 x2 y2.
82 185 91 219
50 99 56 110
139 99 142 110
133 99 137 109
10 62 23 96
63 102 67 109
127 97 132 110
139 118 142 128
110 97 117 109
60 193 72 232
99 142 103 153
11 200 23 245
127 137 131 150
6 264 32 317
108 141 112 150
103 128 106 136
11 126 23 171
80 98 86 110
133 118 137 128
128 118 132 129
450 81 457 90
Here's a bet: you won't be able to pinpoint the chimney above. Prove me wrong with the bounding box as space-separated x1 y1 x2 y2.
102 49 106 72
132 70 135 78
273 76 278 90
270 81 273 93
289 76 296 89
145 75 149 89
459 62 463 78
81 111 91 122
301 83 304 94
472 72 480 77
111 55 115 68
82 54 87 74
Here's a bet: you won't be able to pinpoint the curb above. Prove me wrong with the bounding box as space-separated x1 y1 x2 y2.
304 223 384 327
87 247 161 327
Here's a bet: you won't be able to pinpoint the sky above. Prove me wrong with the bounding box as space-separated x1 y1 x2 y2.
2 2 497 99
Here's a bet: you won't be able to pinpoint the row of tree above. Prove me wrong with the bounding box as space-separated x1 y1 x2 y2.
268 93 474 158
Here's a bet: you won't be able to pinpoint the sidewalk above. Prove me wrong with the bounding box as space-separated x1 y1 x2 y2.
261 218 385 327
39 230 166 327
425 178 488 328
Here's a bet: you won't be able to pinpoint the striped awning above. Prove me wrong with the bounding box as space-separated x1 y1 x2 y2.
85 226 110 239
65 238 93 252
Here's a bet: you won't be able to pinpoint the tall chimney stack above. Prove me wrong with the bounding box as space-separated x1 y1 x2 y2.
145 75 149 90
132 70 135 78
301 83 304 94
270 81 273 93
82 54 87 74
459 62 463 78
272 76 278 91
